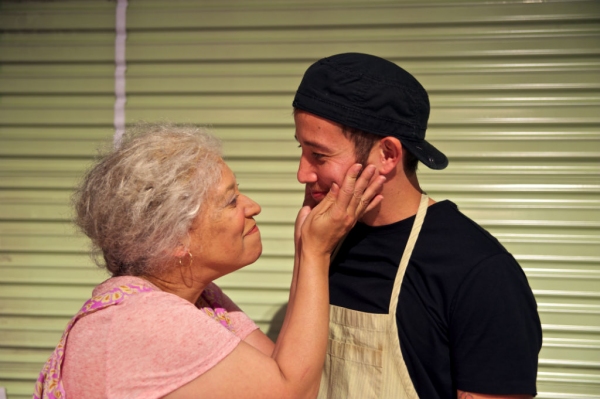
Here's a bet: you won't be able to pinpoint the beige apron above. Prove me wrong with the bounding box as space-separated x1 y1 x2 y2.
317 194 429 399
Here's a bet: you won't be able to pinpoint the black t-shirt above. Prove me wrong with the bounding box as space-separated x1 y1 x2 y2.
329 200 542 398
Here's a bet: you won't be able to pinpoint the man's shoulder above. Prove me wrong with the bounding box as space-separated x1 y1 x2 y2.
411 200 518 283
424 200 508 252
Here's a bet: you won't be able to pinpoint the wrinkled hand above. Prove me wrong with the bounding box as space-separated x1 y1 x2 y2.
294 185 317 250
296 164 385 256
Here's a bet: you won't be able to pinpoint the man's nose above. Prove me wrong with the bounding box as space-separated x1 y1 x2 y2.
297 156 317 184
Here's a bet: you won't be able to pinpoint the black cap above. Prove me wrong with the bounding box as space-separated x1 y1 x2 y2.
293 53 448 170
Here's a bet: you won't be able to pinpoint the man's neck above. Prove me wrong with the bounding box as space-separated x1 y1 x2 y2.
360 173 429 227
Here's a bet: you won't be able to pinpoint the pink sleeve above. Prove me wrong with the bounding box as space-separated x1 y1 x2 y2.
106 292 244 398
202 282 259 339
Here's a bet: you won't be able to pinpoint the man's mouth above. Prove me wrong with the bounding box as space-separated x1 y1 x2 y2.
310 189 328 202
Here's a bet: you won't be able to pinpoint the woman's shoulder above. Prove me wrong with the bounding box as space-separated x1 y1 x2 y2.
64 278 243 398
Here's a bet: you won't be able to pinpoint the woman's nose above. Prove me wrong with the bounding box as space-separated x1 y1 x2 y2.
244 195 261 216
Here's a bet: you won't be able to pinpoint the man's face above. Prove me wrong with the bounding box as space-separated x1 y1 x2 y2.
294 110 359 203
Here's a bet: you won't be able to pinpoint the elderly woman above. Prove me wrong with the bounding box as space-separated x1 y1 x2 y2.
34 122 384 399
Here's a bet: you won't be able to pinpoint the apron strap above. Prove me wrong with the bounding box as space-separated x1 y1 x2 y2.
389 194 429 316
386 193 429 399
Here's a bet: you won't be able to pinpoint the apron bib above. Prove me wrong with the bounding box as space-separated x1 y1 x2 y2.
318 194 429 399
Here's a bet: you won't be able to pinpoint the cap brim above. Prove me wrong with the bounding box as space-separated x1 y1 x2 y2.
401 139 448 170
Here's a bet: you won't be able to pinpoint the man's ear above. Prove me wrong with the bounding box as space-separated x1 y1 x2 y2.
376 137 403 175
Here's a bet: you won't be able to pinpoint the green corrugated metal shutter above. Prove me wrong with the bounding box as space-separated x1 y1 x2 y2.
1 1 599 398
0 2 117 397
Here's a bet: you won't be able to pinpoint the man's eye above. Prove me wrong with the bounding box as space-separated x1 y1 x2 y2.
312 152 325 159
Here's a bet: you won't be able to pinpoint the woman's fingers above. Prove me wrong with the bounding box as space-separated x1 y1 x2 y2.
355 171 385 216
363 190 384 214
336 164 384 220
332 164 363 212
294 205 311 240
346 165 378 216
298 163 385 255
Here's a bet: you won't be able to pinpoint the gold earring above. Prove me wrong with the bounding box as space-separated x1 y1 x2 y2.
178 252 192 267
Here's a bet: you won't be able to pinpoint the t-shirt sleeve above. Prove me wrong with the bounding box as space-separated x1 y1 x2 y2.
203 282 259 339
107 292 244 398
449 253 542 395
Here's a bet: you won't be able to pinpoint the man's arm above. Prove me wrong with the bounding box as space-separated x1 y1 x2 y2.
458 391 533 399
450 254 542 396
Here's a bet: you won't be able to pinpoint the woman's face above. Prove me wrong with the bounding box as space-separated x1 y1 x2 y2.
188 161 262 277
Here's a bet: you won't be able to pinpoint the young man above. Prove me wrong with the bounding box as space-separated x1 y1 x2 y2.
292 53 542 399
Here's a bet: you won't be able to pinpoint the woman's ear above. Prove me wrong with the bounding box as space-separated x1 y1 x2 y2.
172 243 188 258
376 137 403 175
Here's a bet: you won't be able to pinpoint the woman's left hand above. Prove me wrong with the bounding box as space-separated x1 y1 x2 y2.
298 163 385 257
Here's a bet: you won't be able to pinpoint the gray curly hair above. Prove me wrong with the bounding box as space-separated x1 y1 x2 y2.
73 122 223 277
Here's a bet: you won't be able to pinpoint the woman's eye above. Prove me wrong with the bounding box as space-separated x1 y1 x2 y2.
229 195 239 207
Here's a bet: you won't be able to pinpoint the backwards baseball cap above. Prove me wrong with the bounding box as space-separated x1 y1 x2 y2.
292 53 448 170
